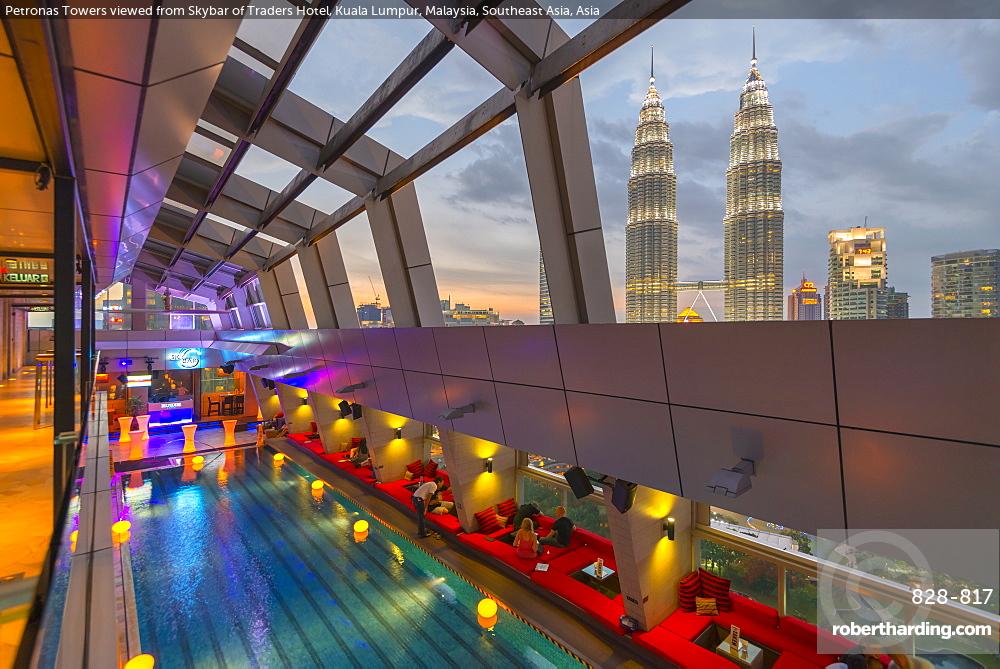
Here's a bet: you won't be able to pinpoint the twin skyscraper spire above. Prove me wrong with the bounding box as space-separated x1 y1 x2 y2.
625 32 785 323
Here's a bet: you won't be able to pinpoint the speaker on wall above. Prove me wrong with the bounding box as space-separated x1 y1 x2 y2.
563 467 595 499
611 479 638 514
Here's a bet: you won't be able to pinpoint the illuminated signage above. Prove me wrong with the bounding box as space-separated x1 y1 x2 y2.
166 348 202 369
0 257 53 286
126 374 152 388
160 402 182 409
803 298 819 305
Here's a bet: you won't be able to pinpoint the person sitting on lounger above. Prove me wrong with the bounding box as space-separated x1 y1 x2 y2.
349 440 370 466
513 518 542 558
540 506 574 548
511 501 540 531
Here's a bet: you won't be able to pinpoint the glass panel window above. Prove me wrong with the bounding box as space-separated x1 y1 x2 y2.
785 569 818 624
711 506 816 556
698 538 779 608
518 471 609 539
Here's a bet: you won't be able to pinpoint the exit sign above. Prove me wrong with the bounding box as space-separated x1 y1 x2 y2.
0 257 53 287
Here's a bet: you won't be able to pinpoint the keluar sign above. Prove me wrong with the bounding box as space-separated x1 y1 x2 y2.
0 257 53 287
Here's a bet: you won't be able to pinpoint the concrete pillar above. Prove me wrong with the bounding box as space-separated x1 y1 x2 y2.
257 269 290 329
129 275 147 330
440 430 516 532
248 374 281 420
604 484 694 630
365 183 444 327
515 82 616 324
273 382 314 433
303 234 361 329
357 408 424 483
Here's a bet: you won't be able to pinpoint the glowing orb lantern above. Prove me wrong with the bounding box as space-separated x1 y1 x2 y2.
112 520 132 542
353 520 369 533
192 455 205 464
477 598 498 619
69 530 78 543
273 452 285 463
311 480 324 491
477 613 498 629
124 654 155 669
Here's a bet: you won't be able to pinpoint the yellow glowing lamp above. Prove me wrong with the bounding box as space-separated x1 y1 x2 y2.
311 480 324 491
112 520 132 535
353 520 369 533
477 598 498 619
477 613 498 629
192 455 205 465
69 530 79 543
273 452 285 463
124 654 155 669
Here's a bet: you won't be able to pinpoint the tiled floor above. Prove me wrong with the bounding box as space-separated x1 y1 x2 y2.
0 368 54 667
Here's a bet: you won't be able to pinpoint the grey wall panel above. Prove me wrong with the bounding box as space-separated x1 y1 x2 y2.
442 376 505 445
346 364 380 409
841 428 1000 530
281 294 309 330
662 321 838 424
373 367 412 418
364 328 401 369
403 371 452 430
496 383 576 464
433 327 493 380
339 329 370 366
556 324 669 402
299 331 323 360
273 261 299 295
324 362 354 402
671 406 845 534
834 319 1000 445
318 330 345 362
484 325 563 388
567 392 680 496
395 327 440 373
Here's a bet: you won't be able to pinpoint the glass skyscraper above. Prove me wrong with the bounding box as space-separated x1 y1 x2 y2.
826 226 889 320
787 276 823 320
539 253 553 324
724 37 784 321
931 250 999 318
625 66 678 323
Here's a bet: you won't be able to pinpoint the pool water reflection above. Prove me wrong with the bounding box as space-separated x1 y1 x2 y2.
122 447 584 668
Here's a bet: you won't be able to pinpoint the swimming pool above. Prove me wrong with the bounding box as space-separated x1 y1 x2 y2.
120 446 586 668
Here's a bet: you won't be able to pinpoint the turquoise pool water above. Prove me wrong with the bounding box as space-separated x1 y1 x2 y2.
121 447 585 668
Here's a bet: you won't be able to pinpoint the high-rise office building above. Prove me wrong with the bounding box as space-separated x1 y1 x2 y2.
931 250 999 318
886 287 910 319
826 226 889 320
625 58 678 323
539 254 554 325
724 34 784 321
787 276 823 320
441 297 501 326
676 307 704 323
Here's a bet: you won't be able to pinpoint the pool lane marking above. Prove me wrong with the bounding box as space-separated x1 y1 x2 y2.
283 449 591 669
241 456 530 668
204 456 373 669
229 453 440 669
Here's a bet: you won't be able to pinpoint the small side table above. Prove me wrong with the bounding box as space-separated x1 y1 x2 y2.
715 634 763 669
118 417 134 442
222 419 238 446
135 415 150 440
182 424 198 452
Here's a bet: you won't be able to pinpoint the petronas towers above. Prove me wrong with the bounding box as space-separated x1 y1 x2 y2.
625 65 678 322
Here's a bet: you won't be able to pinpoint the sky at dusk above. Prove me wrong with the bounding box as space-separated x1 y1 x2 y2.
234 9 1000 323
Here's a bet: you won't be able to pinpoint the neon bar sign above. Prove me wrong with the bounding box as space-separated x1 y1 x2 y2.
0 257 53 286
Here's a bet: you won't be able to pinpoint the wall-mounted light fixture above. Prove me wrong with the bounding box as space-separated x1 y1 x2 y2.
705 458 757 498
336 382 366 393
300 397 308 406
664 517 676 541
338 399 352 418
440 403 475 421
350 403 362 420
394 427 403 440
221 362 235 375
483 457 493 473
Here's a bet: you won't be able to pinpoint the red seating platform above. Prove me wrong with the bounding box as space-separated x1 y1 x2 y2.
285 433 325 454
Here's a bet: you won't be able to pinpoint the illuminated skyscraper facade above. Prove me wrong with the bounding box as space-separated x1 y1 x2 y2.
539 254 554 324
724 38 784 321
787 276 823 320
826 226 888 320
931 249 999 318
625 66 678 323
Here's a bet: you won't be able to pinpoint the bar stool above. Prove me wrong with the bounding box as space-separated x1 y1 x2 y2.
206 396 222 416
221 395 235 416
135 415 150 440
223 419 238 446
232 395 245 415
118 417 134 442
182 423 198 453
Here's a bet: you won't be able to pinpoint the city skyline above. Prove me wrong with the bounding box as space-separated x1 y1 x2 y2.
236 16 1000 323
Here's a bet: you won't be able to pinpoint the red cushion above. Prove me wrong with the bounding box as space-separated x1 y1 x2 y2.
405 459 424 476
309 421 318 433
496 497 517 520
529 569 624 634
424 460 438 477
660 608 713 641
699 568 732 611
547 546 616 574
474 508 502 534
426 511 461 534
633 627 735 668
772 652 823 669
678 571 701 612
441 488 454 502
777 616 856 666
458 531 540 574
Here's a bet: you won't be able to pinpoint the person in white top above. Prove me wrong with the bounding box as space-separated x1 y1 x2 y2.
412 477 442 537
